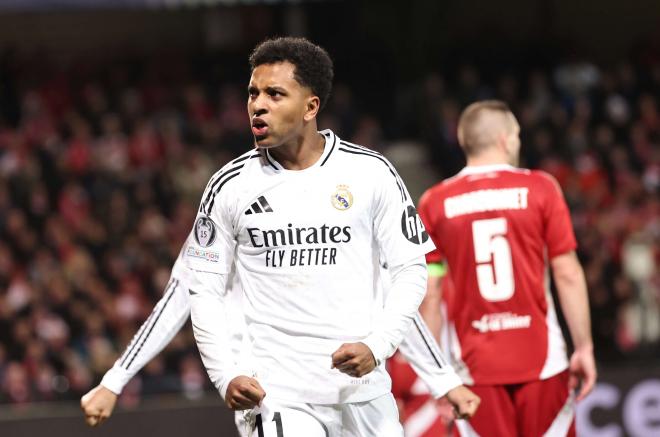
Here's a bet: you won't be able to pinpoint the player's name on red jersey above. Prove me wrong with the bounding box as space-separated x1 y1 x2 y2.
444 187 529 219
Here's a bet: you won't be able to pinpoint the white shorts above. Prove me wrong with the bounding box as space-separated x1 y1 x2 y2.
234 394 403 437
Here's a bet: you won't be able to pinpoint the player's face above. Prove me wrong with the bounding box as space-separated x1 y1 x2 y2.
247 61 316 149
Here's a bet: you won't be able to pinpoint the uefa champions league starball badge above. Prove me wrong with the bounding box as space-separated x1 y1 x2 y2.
194 216 217 247
331 185 353 210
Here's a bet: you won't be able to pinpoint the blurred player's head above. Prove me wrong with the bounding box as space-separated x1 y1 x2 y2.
247 37 334 149
457 100 521 166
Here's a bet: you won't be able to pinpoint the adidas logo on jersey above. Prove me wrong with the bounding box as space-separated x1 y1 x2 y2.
245 196 273 215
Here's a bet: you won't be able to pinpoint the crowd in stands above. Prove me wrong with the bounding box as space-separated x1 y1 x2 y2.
0 49 657 405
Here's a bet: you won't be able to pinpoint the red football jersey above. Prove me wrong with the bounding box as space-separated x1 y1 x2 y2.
418 165 576 385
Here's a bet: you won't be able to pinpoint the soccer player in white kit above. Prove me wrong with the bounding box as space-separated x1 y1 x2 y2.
83 40 478 435
187 36 462 437
81 246 478 434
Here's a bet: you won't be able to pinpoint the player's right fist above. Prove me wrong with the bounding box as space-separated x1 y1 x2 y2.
80 384 118 427
225 376 266 410
446 385 481 419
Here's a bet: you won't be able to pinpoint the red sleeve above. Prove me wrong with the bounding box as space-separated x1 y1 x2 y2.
418 188 445 264
539 172 577 258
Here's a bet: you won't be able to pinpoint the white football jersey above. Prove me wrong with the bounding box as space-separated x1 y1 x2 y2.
186 130 435 404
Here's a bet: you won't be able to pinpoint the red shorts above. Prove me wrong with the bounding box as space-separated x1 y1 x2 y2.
454 370 575 437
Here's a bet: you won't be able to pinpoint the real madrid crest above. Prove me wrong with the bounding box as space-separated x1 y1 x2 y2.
331 184 353 210
194 216 217 247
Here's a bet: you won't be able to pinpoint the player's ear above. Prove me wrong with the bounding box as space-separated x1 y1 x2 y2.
496 132 509 152
304 95 320 121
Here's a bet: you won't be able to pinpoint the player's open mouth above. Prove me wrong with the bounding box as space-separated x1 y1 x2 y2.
252 118 269 137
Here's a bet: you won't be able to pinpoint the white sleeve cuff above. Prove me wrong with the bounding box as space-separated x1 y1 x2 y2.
100 365 133 395
428 371 464 399
361 336 390 366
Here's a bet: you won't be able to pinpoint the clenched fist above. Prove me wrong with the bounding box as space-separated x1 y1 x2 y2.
225 375 266 410
331 342 377 378
446 385 480 419
80 385 118 427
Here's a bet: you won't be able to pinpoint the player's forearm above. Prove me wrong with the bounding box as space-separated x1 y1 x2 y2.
189 270 241 398
399 313 462 398
363 257 427 364
102 264 192 394
551 251 593 351
418 271 443 342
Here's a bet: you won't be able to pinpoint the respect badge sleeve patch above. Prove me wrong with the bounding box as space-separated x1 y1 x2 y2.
186 247 220 263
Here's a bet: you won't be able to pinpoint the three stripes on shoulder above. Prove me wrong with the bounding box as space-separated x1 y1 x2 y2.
245 196 273 215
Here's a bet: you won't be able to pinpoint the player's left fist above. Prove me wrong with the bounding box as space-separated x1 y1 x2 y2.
331 342 377 378
445 385 480 420
225 376 266 411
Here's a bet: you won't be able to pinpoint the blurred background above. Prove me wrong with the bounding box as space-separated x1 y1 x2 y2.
0 1 657 436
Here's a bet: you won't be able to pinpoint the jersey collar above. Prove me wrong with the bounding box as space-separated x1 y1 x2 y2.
458 164 516 175
264 129 337 172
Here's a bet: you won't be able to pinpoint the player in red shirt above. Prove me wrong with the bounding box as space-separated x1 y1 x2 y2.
418 100 596 436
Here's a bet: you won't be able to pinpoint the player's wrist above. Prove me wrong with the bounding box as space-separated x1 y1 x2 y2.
429 371 464 399
360 336 388 366
100 366 132 395
99 381 122 396
357 342 379 367
573 338 594 352
573 342 594 353
220 370 247 400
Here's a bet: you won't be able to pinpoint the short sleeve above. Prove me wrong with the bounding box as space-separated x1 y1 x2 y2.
417 188 445 265
184 182 236 274
373 166 435 267
540 173 577 258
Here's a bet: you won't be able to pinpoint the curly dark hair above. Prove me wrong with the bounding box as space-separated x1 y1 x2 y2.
249 37 334 110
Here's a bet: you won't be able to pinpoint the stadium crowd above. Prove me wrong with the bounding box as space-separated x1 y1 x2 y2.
0 50 657 405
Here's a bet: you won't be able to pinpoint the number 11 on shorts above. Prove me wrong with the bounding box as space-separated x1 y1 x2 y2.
255 412 283 437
